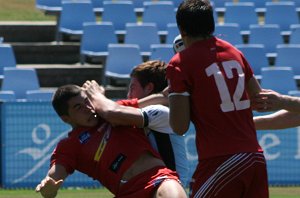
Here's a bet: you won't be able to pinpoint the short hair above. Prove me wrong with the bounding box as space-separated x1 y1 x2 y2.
52 84 82 116
176 0 215 38
130 60 167 94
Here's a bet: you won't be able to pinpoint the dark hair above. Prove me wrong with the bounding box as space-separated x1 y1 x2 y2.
130 60 167 94
52 84 82 116
176 0 215 37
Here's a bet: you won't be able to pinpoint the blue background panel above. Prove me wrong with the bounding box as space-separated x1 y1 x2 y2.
1 102 99 188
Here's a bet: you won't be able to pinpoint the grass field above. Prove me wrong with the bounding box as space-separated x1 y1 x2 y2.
0 0 55 21
0 187 300 198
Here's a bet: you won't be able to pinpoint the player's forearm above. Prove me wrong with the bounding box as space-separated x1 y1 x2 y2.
280 94 300 112
138 93 168 108
254 110 300 130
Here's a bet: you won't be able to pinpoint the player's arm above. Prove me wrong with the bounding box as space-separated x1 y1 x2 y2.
35 164 68 198
137 86 169 108
168 93 190 135
254 110 300 130
83 80 144 127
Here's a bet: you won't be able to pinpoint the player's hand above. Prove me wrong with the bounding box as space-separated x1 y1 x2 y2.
252 89 284 112
35 176 63 198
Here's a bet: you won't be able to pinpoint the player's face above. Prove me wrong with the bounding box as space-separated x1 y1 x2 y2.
127 77 151 99
65 92 99 128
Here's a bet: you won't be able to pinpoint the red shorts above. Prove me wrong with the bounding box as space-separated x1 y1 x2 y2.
116 166 181 198
190 152 269 198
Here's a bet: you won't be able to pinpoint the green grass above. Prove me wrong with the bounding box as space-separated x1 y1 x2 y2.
0 187 300 198
0 0 55 21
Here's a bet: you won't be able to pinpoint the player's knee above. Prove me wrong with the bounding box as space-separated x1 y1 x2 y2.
154 179 187 198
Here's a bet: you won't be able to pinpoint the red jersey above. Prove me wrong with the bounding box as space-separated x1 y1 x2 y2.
166 37 262 160
50 122 161 195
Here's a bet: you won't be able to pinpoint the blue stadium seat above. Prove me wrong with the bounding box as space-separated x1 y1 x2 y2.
142 1 176 35
124 23 161 57
238 0 268 14
289 25 300 44
149 44 174 63
0 91 16 101
26 90 54 101
57 1 96 41
235 44 269 76
275 44 300 75
91 0 104 13
0 44 17 78
36 0 62 12
264 2 299 35
165 23 180 44
248 24 283 57
1 68 40 100
223 2 258 35
215 23 244 45
260 66 298 95
80 22 118 64
103 44 143 86
101 1 137 36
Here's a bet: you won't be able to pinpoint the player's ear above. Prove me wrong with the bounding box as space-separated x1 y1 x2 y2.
145 82 154 95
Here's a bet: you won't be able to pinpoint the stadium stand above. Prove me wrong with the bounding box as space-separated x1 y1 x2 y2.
275 44 300 76
26 89 54 101
142 1 176 36
149 44 174 63
80 22 118 65
0 68 41 100
101 1 137 39
260 66 298 95
57 1 96 42
235 44 269 77
264 2 299 36
223 2 259 36
35 0 62 13
103 44 143 87
238 0 268 14
289 24 300 44
0 91 16 101
214 23 244 45
165 23 180 44
124 23 161 57
248 24 284 61
0 44 17 78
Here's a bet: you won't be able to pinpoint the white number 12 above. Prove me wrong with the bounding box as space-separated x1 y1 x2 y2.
205 60 250 112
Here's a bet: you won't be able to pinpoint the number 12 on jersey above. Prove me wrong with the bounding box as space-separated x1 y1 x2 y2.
205 60 250 112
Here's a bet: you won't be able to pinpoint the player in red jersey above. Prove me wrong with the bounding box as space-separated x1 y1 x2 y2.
166 0 268 197
35 84 187 198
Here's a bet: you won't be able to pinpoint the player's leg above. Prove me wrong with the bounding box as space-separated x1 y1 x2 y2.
154 179 187 198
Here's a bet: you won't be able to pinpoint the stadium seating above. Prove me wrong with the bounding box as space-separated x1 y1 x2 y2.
235 44 269 76
149 44 174 63
1 68 41 100
57 1 96 41
103 44 143 86
238 0 268 14
101 1 137 36
80 22 118 64
165 23 180 44
214 23 244 45
0 37 3 43
124 23 161 57
91 0 104 13
0 91 16 101
0 44 17 78
264 2 299 35
142 1 176 35
248 24 283 58
35 0 62 12
289 24 300 44
26 90 54 101
223 2 258 35
275 44 300 75
260 66 298 95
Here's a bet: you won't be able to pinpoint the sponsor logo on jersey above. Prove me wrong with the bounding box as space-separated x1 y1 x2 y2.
78 131 91 144
110 154 127 173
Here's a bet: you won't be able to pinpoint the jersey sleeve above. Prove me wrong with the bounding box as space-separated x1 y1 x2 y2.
141 105 174 134
166 62 189 94
117 98 139 108
50 139 77 174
